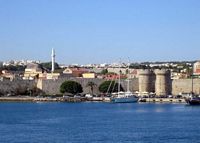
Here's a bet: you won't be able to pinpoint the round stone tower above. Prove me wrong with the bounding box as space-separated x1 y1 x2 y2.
138 69 153 96
154 69 171 96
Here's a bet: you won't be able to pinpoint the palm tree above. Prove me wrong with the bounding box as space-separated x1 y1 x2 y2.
86 81 97 95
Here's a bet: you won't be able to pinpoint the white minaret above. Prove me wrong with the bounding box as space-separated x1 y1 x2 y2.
51 48 55 73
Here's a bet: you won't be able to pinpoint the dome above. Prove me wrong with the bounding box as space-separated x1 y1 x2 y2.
26 63 42 71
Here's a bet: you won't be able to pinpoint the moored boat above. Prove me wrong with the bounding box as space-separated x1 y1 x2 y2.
185 95 200 105
185 64 200 105
112 91 139 103
111 62 139 103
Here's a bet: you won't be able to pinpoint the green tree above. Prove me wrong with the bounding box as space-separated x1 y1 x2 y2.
60 80 83 94
40 62 60 71
99 80 124 93
101 69 108 75
3 65 26 71
86 81 97 95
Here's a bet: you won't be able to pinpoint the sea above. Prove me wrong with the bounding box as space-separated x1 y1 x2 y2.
0 102 200 143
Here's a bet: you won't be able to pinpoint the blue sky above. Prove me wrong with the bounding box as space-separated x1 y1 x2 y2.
0 0 200 64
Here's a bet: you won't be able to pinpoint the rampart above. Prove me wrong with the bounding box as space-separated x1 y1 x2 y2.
0 80 36 95
172 79 200 95
0 78 199 96
37 77 139 95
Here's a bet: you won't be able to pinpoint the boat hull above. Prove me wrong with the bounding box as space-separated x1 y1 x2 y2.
112 96 138 103
185 98 200 105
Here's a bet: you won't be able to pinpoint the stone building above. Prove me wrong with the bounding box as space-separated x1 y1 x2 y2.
138 69 154 95
154 69 171 96
23 63 43 80
138 69 171 96
193 61 200 75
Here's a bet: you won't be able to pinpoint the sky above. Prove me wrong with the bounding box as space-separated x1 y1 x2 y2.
0 0 200 64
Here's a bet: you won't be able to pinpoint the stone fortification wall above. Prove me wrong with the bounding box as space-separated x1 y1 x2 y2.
0 78 199 96
38 77 139 95
172 79 200 95
138 69 155 95
122 78 138 92
155 69 171 96
0 80 35 95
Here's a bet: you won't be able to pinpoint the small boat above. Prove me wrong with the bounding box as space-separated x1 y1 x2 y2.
139 98 147 102
185 95 200 105
185 66 200 105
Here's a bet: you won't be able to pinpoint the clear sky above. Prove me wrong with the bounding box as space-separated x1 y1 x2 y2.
0 0 200 64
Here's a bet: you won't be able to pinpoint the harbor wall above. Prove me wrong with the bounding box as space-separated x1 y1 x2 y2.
37 78 139 95
0 78 199 96
172 79 200 95
37 78 200 95
0 80 36 95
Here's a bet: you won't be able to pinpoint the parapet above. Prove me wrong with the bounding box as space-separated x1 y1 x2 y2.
138 69 152 75
154 69 170 75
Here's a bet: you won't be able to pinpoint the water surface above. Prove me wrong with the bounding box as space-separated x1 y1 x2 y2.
0 102 200 143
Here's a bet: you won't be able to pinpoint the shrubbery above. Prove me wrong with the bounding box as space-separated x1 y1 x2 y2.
60 80 83 94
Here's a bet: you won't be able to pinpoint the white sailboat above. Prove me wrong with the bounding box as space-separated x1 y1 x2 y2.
111 63 139 103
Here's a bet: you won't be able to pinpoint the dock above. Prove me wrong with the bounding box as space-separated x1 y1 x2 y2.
139 98 186 103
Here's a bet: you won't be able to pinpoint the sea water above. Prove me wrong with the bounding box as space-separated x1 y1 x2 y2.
0 102 200 143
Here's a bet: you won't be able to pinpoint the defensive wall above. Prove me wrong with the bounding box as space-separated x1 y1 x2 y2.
138 69 200 96
0 77 199 96
0 80 35 95
172 79 200 95
37 77 139 95
38 77 200 96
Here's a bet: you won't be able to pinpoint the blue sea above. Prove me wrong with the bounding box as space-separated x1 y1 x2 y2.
0 102 200 143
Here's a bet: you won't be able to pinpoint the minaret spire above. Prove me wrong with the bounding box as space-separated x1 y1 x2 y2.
51 48 55 73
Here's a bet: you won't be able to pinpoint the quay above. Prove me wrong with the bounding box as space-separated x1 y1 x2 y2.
0 96 186 103
139 98 186 103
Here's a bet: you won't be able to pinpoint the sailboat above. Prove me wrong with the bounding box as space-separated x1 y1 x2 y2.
185 66 200 105
111 63 139 103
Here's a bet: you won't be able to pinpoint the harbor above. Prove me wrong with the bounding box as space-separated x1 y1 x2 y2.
0 0 200 142
0 102 199 143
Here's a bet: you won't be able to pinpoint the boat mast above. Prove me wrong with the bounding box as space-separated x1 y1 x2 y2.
192 63 194 95
118 61 121 95
127 63 130 92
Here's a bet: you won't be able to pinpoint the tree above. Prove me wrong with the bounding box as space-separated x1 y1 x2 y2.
40 62 60 71
60 80 83 94
99 80 124 93
101 69 108 75
86 81 97 95
3 65 26 71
